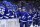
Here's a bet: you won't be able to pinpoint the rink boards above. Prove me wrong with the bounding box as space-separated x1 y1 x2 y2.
0 18 20 27
0 18 38 27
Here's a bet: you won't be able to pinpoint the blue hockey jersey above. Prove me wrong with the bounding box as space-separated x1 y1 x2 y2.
28 13 33 22
19 11 31 22
8 8 16 18
37 11 40 26
0 4 9 19
32 11 37 19
38 11 40 21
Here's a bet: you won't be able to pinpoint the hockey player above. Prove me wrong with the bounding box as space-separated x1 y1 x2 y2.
8 4 14 18
8 3 17 18
12 5 18 18
38 10 40 27
17 8 21 18
13 5 18 10
0 4 9 19
12 8 17 18
28 9 33 27
32 8 38 27
19 7 31 27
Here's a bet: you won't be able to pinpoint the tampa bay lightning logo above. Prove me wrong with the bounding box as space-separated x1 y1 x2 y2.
22 15 26 19
0 6 5 15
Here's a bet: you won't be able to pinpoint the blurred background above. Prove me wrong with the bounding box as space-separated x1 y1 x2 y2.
0 0 40 9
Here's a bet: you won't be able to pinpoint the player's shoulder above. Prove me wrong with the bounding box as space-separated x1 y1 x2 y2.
25 11 28 14
0 5 5 9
